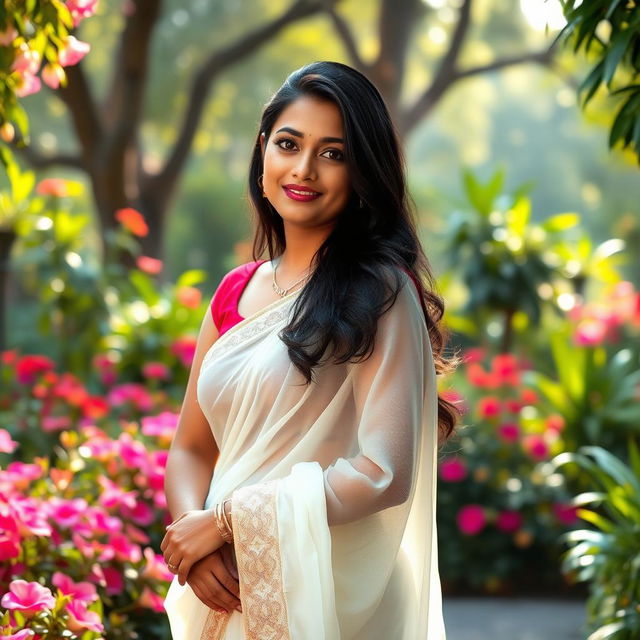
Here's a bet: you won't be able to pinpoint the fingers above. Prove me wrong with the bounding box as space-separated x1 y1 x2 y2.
220 543 239 582
211 549 240 599
187 553 242 613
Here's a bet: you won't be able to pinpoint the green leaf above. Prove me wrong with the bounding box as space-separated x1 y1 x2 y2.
603 27 634 87
575 508 616 532
580 445 640 493
541 212 580 232
176 269 207 289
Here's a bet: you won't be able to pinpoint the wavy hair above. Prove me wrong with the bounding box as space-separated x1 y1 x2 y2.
246 61 461 443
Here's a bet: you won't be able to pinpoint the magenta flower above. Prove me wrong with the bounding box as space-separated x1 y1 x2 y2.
1 579 55 617
142 546 174 581
553 503 579 525
522 434 549 461
477 396 501 418
141 411 179 439
0 428 18 454
52 572 98 603
48 497 88 528
118 432 148 469
142 361 170 380
495 509 523 533
456 504 486 535
107 383 153 411
65 0 99 27
497 422 520 443
438 456 467 482
4 631 35 639
65 599 104 634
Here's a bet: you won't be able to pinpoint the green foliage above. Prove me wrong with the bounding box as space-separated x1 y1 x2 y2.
550 441 640 639
556 0 640 162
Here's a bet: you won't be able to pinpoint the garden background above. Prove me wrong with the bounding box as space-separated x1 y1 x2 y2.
1 0 639 638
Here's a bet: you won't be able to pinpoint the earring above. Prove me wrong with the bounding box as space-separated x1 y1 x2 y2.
257 174 267 198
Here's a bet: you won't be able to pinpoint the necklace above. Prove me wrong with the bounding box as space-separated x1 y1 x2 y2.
271 256 313 297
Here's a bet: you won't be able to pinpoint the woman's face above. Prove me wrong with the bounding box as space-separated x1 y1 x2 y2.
260 95 351 231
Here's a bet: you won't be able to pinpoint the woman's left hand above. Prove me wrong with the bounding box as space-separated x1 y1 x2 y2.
160 509 224 586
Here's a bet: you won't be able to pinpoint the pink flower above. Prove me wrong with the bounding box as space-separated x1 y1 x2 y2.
463 347 485 364
48 497 88 528
137 255 163 274
107 532 142 563
65 599 104 633
0 428 18 453
138 586 165 612
12 44 40 75
439 456 467 482
58 35 90 66
52 572 98 602
456 504 486 536
497 422 520 443
522 434 549 461
142 361 170 381
98 476 138 510
121 499 155 526
141 411 179 440
495 509 523 533
118 432 148 469
107 383 153 411
42 63 66 89
15 73 41 98
66 0 99 27
42 414 72 432
477 396 501 418
1 580 55 617
102 566 125 595
170 336 197 368
142 547 174 581
3 631 35 639
574 318 607 346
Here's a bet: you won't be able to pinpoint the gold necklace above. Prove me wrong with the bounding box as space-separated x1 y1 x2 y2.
271 257 313 297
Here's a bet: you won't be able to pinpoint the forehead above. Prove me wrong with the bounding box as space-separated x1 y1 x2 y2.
272 95 344 137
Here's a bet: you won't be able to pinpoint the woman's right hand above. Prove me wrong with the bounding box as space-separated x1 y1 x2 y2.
187 543 242 613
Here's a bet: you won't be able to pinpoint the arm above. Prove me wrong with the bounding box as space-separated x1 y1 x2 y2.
322 276 429 526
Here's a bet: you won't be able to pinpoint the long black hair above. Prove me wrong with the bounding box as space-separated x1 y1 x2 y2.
247 60 460 442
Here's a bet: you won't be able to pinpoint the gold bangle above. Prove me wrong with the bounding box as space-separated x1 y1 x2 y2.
222 498 233 536
214 501 233 543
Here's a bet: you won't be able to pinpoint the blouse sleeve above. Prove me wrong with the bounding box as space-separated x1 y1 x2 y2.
322 274 430 526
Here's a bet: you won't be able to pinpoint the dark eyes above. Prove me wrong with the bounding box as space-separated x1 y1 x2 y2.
274 137 344 161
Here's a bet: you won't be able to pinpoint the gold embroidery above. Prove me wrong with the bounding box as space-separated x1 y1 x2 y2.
232 479 290 640
199 608 230 640
202 291 301 366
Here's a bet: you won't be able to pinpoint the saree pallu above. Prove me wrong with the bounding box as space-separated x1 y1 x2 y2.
164 268 446 639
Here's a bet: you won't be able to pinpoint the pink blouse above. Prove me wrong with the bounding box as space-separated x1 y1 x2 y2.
211 259 425 338
210 259 267 337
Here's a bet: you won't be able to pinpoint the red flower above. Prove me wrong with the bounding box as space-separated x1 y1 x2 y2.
115 207 148 237
522 434 549 460
477 396 501 418
16 355 55 385
36 178 69 198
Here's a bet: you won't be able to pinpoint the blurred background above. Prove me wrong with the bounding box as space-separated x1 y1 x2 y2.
1 1 639 638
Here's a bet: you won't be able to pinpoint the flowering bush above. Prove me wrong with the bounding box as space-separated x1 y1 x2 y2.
437 350 583 593
0 352 177 639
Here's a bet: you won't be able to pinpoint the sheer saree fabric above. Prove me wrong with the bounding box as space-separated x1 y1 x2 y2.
164 268 445 639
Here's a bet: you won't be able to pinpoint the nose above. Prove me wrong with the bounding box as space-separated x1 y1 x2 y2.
292 150 317 181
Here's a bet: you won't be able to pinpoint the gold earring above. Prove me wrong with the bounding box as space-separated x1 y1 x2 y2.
258 174 266 198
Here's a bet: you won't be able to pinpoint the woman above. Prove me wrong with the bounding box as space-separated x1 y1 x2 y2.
161 60 460 639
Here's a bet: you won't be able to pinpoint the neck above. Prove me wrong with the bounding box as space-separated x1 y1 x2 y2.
276 223 332 276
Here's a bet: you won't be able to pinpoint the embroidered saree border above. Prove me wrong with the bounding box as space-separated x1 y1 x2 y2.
200 608 230 639
231 479 291 640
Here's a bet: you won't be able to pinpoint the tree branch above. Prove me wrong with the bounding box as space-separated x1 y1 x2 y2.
148 0 337 200
324 6 367 72
11 141 83 170
402 40 557 136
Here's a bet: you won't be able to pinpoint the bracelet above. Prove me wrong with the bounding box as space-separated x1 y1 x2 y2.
221 498 233 536
214 500 233 543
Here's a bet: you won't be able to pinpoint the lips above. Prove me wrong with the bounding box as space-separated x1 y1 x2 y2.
282 185 322 202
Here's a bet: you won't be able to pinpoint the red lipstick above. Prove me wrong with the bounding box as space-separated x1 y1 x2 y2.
282 184 322 202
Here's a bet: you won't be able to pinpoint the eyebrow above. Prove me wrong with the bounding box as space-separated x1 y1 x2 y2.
274 126 344 144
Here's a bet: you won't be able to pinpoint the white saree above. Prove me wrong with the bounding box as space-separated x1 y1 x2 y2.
164 268 446 639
